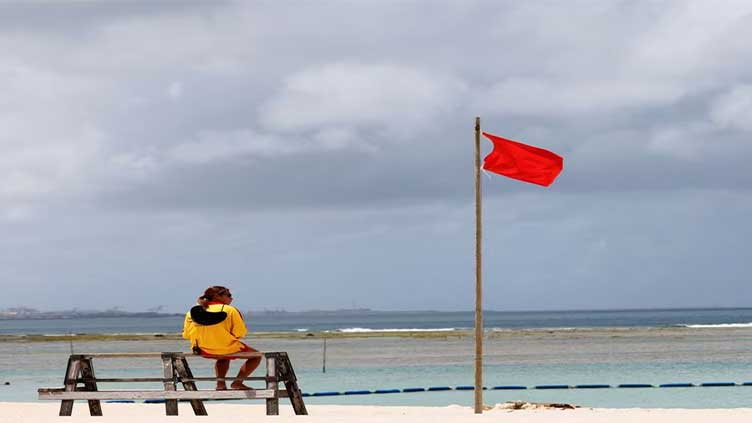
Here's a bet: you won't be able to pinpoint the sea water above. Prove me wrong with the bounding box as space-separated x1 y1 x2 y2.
2 309 752 408
3 308 752 335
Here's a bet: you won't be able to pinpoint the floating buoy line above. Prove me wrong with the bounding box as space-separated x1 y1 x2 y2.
106 381 751 403
301 381 750 397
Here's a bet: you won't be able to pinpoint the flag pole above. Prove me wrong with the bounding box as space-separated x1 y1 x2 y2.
474 116 483 414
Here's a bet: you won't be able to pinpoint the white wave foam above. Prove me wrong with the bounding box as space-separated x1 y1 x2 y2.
295 328 309 332
332 327 457 333
490 327 580 332
682 322 752 328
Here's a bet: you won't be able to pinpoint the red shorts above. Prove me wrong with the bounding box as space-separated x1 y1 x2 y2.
199 343 256 360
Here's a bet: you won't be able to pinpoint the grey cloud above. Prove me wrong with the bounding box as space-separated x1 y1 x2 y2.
3 188 750 311
2 1 752 311
710 85 752 131
258 63 467 133
0 1 226 36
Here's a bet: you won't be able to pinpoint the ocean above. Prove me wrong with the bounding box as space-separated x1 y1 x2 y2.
2 308 752 408
3 308 752 335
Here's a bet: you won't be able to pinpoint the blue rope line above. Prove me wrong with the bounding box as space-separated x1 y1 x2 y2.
120 381 751 403
297 381 751 397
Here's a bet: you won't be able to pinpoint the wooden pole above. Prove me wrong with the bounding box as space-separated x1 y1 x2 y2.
322 336 327 373
474 116 483 413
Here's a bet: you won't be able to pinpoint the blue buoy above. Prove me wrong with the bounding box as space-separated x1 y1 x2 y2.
374 389 400 394
294 379 750 399
659 383 694 388
535 385 570 390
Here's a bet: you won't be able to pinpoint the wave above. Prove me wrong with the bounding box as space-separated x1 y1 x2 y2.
681 322 752 328
490 327 580 332
331 327 458 333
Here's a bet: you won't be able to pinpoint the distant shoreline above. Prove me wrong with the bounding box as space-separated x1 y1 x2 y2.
0 312 183 321
3 325 752 343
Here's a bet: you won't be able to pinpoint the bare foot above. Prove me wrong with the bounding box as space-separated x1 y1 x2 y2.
216 383 227 391
230 382 254 390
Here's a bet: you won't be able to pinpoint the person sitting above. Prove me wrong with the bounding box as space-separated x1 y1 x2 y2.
182 285 261 390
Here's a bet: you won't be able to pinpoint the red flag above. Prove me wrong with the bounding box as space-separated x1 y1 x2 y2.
482 132 563 187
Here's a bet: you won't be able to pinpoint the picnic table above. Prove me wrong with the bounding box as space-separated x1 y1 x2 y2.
38 351 307 416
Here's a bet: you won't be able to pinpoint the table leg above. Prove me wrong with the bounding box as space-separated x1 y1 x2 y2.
265 355 279 415
161 353 178 416
59 356 81 416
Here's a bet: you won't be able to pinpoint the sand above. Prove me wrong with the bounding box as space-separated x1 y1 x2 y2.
2 402 752 423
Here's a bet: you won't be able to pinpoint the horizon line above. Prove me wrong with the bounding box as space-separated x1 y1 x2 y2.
4 305 752 315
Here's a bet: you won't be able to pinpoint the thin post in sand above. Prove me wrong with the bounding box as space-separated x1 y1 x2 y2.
473 116 483 413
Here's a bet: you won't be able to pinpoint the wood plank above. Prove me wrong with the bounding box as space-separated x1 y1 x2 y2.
174 356 208 416
39 389 277 400
59 356 81 416
189 352 265 359
79 358 103 416
77 352 176 358
265 355 279 415
71 376 269 383
37 390 290 399
39 388 65 393
277 353 308 415
161 353 178 416
77 352 265 359
178 376 270 382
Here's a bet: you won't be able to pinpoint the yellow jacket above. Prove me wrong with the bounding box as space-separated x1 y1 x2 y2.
182 303 248 355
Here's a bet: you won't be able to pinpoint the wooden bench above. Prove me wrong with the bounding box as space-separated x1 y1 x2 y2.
38 352 307 416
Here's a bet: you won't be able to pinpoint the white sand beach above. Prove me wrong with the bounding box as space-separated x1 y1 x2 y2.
2 402 752 423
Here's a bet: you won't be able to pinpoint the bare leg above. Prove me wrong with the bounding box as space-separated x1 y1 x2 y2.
215 359 230 390
231 348 261 390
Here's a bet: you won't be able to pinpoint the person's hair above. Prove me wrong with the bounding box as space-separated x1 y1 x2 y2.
197 285 231 308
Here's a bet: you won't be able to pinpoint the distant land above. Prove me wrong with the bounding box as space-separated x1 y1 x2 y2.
0 307 377 320
0 307 182 320
248 308 375 316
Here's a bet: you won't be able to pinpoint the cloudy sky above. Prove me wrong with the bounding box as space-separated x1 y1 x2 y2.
1 0 751 313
